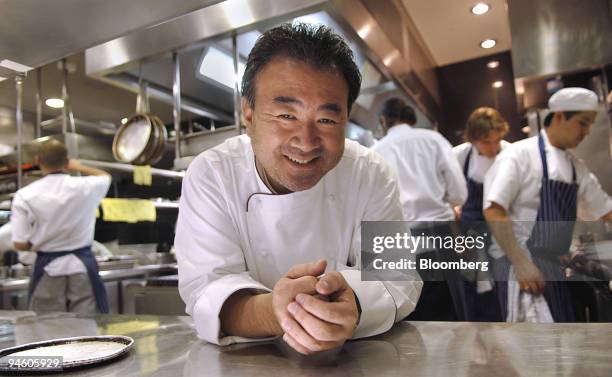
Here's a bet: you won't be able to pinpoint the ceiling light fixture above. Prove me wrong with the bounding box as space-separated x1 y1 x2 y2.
487 60 500 69
471 3 490 15
45 98 64 108
492 81 503 89
480 39 497 49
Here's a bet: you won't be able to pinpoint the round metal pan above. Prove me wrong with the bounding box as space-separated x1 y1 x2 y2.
112 114 154 164
148 115 168 165
133 114 159 166
0 335 134 373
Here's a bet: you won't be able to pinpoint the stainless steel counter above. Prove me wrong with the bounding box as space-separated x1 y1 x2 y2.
0 264 177 292
0 311 611 376
0 264 178 312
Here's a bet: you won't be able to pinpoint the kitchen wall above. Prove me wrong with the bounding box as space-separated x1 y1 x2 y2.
436 51 522 146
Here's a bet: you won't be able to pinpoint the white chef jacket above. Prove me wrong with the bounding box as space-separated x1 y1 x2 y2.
371 124 467 221
175 134 422 345
453 140 511 183
11 174 111 276
484 130 612 259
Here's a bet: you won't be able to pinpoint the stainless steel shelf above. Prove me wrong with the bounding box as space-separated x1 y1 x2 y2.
80 159 184 179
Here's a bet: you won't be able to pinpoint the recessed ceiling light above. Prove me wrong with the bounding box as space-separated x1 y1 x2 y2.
45 98 64 108
480 39 497 49
121 117 128 125
471 3 490 15
487 60 500 69
492 81 503 88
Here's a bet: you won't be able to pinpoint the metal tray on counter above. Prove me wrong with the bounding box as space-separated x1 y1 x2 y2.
0 335 134 373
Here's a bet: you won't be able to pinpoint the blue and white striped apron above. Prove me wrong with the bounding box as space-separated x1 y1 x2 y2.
496 134 577 322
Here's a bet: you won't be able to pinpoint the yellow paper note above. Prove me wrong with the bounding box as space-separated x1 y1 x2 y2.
133 165 152 186
101 198 156 223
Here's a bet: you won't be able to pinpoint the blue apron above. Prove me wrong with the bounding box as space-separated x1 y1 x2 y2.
460 147 487 223
459 147 500 321
29 245 109 313
496 134 577 322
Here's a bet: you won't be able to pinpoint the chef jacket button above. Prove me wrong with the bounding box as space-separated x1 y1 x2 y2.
259 249 269 257
328 195 335 202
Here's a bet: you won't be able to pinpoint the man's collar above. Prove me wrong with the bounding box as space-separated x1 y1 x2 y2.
254 157 278 194
387 123 412 136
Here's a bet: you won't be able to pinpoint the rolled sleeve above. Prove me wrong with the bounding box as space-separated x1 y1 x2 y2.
341 269 422 339
192 274 271 345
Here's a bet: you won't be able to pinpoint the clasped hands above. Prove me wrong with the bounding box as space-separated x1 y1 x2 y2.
272 259 359 355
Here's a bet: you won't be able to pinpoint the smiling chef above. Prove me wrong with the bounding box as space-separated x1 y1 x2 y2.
175 23 422 355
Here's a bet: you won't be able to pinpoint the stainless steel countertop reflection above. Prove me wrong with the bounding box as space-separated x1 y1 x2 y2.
0 311 611 376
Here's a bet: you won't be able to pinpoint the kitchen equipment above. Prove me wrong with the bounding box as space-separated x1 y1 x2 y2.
112 72 167 166
0 335 134 373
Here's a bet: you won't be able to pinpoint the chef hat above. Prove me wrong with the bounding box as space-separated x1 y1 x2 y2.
548 87 598 112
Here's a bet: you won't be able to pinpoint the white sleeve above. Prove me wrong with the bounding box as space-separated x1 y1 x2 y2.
576 164 612 219
340 156 422 339
10 193 33 244
440 139 468 207
484 151 521 211
175 156 269 346
452 143 469 169
83 175 111 201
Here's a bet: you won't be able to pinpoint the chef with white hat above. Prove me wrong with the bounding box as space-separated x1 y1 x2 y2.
483 87 612 322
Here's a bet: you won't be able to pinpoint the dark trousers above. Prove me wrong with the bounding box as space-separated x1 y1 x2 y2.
405 222 468 321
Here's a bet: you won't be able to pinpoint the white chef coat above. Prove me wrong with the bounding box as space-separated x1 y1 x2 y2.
11 174 111 276
371 124 467 221
453 140 511 183
484 130 612 259
175 134 422 345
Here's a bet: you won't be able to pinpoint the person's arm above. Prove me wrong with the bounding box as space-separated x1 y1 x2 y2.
484 203 544 294
13 241 31 251
219 260 326 339
576 165 612 221
67 159 110 177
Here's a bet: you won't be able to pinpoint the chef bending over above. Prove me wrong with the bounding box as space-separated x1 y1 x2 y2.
484 88 612 322
175 23 422 354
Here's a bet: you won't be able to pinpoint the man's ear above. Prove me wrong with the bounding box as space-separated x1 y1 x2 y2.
241 97 254 136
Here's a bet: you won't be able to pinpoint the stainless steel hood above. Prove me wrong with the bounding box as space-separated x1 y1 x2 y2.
508 0 612 80
85 0 440 126
0 0 223 79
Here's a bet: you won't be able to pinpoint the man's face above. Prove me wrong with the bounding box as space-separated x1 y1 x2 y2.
242 57 349 193
552 111 597 149
473 130 504 158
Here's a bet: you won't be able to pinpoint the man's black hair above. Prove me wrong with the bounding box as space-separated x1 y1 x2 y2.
241 23 362 113
379 97 417 126
543 111 579 127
